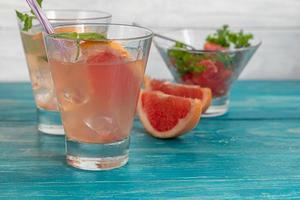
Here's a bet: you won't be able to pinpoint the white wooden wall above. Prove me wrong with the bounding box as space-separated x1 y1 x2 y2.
0 0 300 81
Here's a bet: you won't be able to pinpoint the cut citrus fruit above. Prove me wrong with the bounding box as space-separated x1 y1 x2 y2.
137 90 202 138
144 76 212 112
203 42 227 51
80 40 130 58
54 26 82 33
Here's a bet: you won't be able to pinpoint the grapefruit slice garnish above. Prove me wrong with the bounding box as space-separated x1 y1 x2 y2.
54 26 82 33
80 40 130 58
137 90 202 139
144 76 212 112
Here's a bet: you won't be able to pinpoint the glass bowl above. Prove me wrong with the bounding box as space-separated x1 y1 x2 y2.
153 28 261 117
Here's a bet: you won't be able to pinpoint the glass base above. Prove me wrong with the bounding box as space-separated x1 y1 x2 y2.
37 108 65 135
66 137 130 171
203 95 229 117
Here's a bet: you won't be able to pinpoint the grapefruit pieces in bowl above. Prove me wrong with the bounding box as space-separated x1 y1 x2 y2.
144 76 212 112
137 90 202 139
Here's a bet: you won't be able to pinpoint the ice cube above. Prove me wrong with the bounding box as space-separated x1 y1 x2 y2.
32 67 53 92
50 41 82 63
84 115 120 135
59 89 89 111
35 88 58 110
31 76 41 90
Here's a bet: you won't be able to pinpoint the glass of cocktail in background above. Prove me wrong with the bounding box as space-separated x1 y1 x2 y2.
44 23 153 170
17 10 112 135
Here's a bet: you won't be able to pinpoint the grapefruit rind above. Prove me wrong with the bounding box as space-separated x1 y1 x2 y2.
137 90 202 139
200 88 212 112
144 76 212 113
144 75 201 90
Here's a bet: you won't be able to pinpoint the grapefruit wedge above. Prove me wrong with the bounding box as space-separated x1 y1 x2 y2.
137 90 202 139
80 40 130 58
144 76 212 112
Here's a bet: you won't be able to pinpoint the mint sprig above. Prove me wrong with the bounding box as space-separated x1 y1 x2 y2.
206 25 231 48
53 32 107 61
53 32 106 41
77 33 107 40
16 11 34 31
16 0 43 31
168 42 207 76
228 30 253 48
167 25 254 76
206 25 253 48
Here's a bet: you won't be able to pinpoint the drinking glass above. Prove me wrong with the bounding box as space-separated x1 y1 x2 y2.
44 23 153 170
17 10 112 135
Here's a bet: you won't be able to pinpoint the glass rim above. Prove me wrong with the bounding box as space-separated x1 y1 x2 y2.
46 23 154 42
152 28 262 53
20 9 112 21
154 39 262 53
45 9 112 21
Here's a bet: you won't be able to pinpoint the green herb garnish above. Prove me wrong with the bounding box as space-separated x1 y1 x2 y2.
173 42 187 49
168 42 206 76
167 25 254 76
39 55 48 62
53 32 107 61
227 30 253 48
16 0 43 31
206 25 231 48
53 32 106 41
206 25 253 48
77 33 107 40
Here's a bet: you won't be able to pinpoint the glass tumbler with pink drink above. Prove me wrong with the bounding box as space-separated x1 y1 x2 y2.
17 8 112 135
44 24 152 170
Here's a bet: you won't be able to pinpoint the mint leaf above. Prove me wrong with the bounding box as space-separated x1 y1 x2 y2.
176 64 206 76
168 47 207 76
53 32 79 40
230 31 253 48
37 0 43 7
16 10 25 21
206 25 253 48
174 42 187 49
16 12 34 31
191 65 206 73
16 0 43 31
24 15 34 31
53 32 107 61
53 32 106 41
78 33 106 40
206 25 231 48
31 0 43 14
39 55 48 62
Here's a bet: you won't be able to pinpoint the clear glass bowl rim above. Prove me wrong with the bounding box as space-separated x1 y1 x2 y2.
153 28 262 53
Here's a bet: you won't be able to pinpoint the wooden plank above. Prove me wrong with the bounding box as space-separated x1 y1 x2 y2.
1 81 299 122
0 82 300 198
0 119 300 198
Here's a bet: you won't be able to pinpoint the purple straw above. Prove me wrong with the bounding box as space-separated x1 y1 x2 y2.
25 0 70 58
25 0 54 34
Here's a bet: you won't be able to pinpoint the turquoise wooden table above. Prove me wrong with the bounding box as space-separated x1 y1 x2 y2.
0 81 300 199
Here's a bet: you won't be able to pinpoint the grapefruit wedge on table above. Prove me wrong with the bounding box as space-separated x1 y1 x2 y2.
137 90 203 139
144 76 212 112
